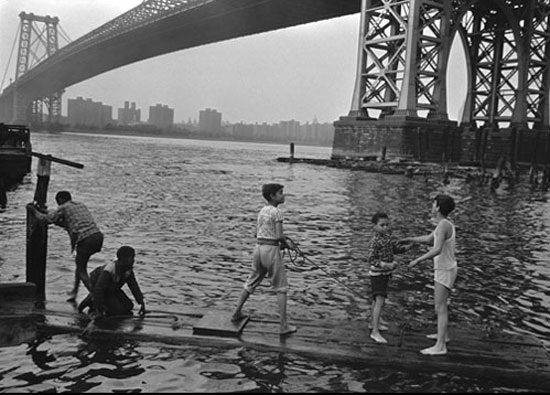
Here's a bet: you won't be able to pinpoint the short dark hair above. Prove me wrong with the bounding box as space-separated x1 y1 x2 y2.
371 211 388 224
434 194 455 216
55 191 72 203
117 245 135 259
262 183 284 201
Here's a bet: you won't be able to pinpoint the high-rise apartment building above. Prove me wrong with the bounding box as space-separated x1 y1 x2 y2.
198 108 222 133
67 96 112 128
148 104 174 129
117 101 141 125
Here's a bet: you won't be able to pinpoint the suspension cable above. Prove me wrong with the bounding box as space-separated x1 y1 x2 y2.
0 21 21 91
58 24 73 45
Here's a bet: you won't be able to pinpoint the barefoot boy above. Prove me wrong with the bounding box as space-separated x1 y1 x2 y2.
401 194 457 355
231 183 297 335
366 211 410 344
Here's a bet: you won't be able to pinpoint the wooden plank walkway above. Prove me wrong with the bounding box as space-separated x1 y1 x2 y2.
16 301 549 391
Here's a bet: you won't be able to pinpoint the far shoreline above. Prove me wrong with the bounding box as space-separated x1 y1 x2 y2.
34 128 334 149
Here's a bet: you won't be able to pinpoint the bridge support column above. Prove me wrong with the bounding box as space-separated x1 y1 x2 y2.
11 89 32 125
332 118 461 163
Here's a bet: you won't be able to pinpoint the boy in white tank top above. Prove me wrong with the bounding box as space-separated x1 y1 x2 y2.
401 194 457 356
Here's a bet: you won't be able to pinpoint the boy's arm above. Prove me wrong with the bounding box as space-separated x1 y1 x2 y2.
27 204 61 224
392 238 410 254
126 271 145 306
276 219 296 249
400 233 433 245
409 225 447 268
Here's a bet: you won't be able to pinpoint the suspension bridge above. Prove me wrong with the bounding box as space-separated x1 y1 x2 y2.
0 0 549 166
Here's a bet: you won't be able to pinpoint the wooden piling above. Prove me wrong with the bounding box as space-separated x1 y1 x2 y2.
0 176 6 208
289 142 295 163
26 157 51 307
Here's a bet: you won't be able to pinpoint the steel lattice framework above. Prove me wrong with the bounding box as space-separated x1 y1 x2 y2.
16 12 63 124
59 0 212 57
350 0 550 129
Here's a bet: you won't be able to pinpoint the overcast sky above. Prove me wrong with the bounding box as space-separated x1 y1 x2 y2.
0 0 465 124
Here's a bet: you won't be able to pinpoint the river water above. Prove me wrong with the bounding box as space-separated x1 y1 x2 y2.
1 132 549 392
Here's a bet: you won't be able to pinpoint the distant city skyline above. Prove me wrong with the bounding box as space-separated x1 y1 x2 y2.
0 0 362 125
0 1 467 126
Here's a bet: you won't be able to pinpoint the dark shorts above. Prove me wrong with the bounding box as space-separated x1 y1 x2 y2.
370 274 391 300
75 232 104 269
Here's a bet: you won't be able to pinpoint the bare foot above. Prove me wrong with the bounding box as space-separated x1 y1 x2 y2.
231 312 248 322
280 325 297 335
370 332 388 344
420 345 447 355
426 333 450 342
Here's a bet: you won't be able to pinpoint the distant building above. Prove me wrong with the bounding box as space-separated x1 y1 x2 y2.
198 108 222 133
117 101 141 125
67 96 112 128
148 104 174 129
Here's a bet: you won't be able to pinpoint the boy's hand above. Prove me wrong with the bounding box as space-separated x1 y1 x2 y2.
381 261 397 271
280 237 296 250
138 303 147 316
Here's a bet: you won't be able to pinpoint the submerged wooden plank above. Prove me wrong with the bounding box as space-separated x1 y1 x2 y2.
5 303 549 391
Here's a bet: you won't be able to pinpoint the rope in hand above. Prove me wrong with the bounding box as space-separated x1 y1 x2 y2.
280 236 368 301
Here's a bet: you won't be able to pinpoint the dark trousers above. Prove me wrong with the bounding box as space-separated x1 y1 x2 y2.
78 288 134 316
75 232 104 270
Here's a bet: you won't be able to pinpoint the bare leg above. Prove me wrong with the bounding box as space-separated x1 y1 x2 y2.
67 270 80 301
231 289 250 321
75 249 94 293
370 295 387 343
369 299 388 331
421 282 449 355
278 291 296 334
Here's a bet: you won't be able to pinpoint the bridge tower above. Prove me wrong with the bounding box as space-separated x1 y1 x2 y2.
14 12 63 125
333 0 550 167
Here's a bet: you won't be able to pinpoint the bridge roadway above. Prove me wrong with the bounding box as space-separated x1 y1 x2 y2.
0 0 360 116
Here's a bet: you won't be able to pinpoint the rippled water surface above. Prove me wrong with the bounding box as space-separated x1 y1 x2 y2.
1 132 549 392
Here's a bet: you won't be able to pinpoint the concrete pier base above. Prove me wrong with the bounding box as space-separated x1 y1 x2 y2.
332 116 461 163
333 116 550 168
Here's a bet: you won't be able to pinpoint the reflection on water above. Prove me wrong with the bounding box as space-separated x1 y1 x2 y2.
1 133 549 392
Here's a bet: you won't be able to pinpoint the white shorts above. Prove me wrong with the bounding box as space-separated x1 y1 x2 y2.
434 266 458 290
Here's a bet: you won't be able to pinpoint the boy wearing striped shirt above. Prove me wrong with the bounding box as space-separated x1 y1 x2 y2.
366 211 409 344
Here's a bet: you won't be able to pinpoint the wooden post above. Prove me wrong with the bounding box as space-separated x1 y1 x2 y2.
0 176 6 208
26 157 51 307
289 142 295 163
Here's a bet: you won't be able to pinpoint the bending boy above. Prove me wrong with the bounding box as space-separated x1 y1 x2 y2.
27 190 103 301
79 245 146 317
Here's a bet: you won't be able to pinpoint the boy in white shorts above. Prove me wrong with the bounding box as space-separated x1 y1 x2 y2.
401 194 457 355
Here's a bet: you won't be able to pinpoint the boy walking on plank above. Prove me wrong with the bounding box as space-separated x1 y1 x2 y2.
231 183 297 335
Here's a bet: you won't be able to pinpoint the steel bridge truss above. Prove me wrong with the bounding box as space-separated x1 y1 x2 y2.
352 0 550 129
16 12 63 124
